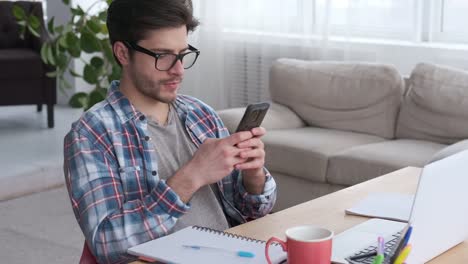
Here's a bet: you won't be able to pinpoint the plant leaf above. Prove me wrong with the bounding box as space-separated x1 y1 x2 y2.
40 43 49 64
65 32 79 47
56 53 68 68
90 57 104 69
86 18 101 34
29 15 40 29
66 33 81 58
55 25 64 34
97 87 108 98
98 11 107 22
108 65 121 83
102 39 114 61
68 45 81 58
69 68 82 77
80 31 101 53
47 17 55 34
46 71 58 78
58 35 68 48
71 6 85 16
69 92 88 108
12 5 26 20
83 64 98 84
101 24 108 35
27 25 40 38
62 0 71 5
46 44 56 65
88 89 106 109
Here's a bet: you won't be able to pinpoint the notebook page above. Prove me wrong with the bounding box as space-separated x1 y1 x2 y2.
128 226 287 264
345 193 413 222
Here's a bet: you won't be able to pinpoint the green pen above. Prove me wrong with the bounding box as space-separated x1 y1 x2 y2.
372 253 384 264
372 236 385 264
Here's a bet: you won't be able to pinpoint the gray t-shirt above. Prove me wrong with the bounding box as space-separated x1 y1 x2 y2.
147 104 229 232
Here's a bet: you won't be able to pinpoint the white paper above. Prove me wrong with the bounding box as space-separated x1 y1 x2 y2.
345 193 414 222
128 226 287 264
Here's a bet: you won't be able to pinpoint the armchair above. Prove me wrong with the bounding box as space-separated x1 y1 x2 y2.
0 1 56 128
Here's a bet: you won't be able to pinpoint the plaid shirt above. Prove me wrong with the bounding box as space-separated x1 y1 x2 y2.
63 81 277 264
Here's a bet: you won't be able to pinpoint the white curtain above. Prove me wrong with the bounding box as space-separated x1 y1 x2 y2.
183 0 468 109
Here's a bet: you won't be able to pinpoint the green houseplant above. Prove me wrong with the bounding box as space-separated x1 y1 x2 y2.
13 0 120 110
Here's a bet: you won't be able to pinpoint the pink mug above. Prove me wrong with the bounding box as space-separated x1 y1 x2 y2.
265 225 333 264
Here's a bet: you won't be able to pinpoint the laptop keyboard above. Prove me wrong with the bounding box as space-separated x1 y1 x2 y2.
346 232 401 264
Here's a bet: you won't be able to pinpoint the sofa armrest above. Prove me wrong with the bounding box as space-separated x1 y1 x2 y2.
217 103 306 134
428 139 468 163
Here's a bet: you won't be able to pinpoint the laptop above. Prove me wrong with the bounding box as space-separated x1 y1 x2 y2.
331 149 468 264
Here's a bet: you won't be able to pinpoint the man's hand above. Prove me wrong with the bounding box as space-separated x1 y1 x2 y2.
235 127 267 194
167 131 254 203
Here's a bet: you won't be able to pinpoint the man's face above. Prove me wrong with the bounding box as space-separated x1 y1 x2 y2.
126 26 188 104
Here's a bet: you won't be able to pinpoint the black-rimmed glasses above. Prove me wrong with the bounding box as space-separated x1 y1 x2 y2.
124 41 200 71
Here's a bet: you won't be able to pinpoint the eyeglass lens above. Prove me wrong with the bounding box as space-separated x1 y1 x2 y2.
156 52 198 70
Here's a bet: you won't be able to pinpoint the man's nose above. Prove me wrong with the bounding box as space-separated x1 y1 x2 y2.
169 59 184 75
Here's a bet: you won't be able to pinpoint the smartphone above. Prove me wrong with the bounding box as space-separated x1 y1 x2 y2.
235 102 270 132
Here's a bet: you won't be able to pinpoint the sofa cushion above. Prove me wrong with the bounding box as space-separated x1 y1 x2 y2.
269 59 404 139
0 49 43 79
217 103 305 134
396 63 468 144
263 127 385 183
327 139 446 186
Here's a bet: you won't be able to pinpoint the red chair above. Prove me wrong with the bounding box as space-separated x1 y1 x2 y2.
80 242 98 264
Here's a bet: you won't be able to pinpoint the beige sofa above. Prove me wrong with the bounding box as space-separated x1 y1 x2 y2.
218 59 468 211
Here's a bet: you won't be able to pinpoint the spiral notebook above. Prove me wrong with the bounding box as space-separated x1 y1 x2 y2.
128 226 287 264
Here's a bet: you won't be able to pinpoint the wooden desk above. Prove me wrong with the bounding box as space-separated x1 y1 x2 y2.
226 167 468 263
133 167 467 263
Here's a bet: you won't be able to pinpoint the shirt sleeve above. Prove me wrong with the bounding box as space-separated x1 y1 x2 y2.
201 103 277 221
64 129 189 264
231 168 277 219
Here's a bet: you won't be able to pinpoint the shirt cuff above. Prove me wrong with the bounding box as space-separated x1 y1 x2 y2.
237 168 275 204
149 179 190 218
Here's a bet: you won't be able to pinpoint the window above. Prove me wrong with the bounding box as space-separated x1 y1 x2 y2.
218 0 417 40
220 0 308 34
212 0 468 44
315 0 416 40
432 0 468 43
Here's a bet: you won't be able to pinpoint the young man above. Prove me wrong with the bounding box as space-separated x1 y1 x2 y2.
63 0 277 263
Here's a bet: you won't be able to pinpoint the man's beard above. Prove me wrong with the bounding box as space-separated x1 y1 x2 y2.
130 70 182 104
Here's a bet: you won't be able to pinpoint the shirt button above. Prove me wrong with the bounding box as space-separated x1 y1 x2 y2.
144 136 150 141
139 115 145 121
152 171 157 176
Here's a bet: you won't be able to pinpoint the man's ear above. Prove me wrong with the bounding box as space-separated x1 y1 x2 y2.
113 41 130 65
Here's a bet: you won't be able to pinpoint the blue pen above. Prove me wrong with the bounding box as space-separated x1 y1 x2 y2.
401 226 413 248
182 244 255 258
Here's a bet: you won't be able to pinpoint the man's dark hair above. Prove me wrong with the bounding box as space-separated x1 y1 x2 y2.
107 0 199 46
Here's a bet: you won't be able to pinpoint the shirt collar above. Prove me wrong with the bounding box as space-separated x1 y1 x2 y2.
106 80 142 123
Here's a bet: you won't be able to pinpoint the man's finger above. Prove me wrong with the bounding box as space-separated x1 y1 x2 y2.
235 159 264 170
225 131 253 146
239 148 264 159
237 138 263 149
250 127 266 137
